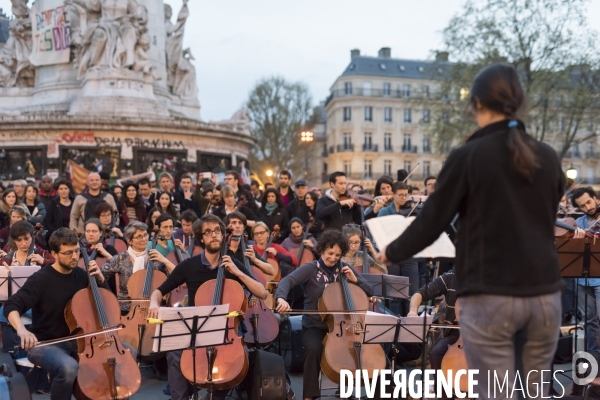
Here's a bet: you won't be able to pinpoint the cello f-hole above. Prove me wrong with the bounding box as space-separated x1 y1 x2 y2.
336 320 345 337
126 305 139 321
85 336 96 359
111 334 126 355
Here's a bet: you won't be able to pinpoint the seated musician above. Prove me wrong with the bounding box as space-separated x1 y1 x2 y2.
275 229 374 400
147 214 268 400
0 221 54 266
101 221 174 314
173 209 199 251
149 214 187 257
341 225 386 274
81 218 117 260
0 206 47 254
408 268 458 399
95 202 124 239
251 221 298 275
2 228 111 400
281 218 318 260
223 211 274 276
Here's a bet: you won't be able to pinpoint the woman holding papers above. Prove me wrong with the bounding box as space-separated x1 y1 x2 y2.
275 229 375 400
377 63 564 399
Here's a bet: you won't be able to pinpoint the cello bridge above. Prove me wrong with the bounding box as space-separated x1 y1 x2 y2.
100 340 114 348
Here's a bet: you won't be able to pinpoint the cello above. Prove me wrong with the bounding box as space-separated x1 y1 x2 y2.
289 219 316 267
239 235 279 347
66 245 141 399
167 236 189 306
106 210 127 253
318 266 386 385
119 231 167 360
24 224 46 266
180 229 249 390
261 226 282 288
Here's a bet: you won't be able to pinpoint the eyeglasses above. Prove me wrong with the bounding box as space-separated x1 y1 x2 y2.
202 228 222 237
253 230 268 236
395 193 408 198
349 241 361 246
59 249 81 257
133 233 149 241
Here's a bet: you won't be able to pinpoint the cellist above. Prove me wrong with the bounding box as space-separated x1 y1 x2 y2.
275 230 374 400
223 212 274 277
251 221 298 273
147 214 268 400
1 221 54 266
2 228 125 400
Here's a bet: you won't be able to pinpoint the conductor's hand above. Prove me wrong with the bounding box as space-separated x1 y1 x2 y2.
17 327 38 351
573 228 586 239
88 260 104 283
276 298 291 313
341 266 358 283
221 255 240 277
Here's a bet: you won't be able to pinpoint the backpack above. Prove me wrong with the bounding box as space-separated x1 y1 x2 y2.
83 191 109 221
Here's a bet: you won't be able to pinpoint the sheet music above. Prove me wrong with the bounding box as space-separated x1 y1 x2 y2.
363 311 399 343
399 315 434 343
152 304 229 353
365 215 455 259
0 266 40 301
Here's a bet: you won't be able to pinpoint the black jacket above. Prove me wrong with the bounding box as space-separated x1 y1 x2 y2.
44 199 71 240
286 198 304 220
296 205 325 238
315 192 362 231
385 120 565 297
257 206 290 243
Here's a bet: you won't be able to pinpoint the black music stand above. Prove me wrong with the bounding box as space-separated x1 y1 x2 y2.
0 265 40 301
556 238 600 354
152 305 231 400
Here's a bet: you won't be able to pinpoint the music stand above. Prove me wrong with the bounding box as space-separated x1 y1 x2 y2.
0 265 40 301
556 238 600 354
152 304 231 400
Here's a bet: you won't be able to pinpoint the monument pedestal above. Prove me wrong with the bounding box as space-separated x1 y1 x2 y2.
68 69 170 118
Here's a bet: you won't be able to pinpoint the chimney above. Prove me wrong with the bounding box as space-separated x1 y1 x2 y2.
435 51 449 62
378 47 391 58
350 49 360 60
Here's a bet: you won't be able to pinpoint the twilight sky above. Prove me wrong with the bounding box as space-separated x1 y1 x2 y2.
1 0 599 121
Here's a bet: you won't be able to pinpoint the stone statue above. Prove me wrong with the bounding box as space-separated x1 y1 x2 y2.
211 109 252 136
165 0 189 93
68 0 152 78
0 0 34 88
172 48 197 100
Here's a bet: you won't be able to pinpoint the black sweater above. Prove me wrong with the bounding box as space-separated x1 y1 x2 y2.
315 194 362 231
3 266 104 341
385 120 565 297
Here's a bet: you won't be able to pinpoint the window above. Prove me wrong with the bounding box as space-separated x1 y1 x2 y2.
344 82 353 95
589 118 595 132
384 133 392 151
384 107 392 122
383 83 391 96
442 112 449 123
343 132 352 150
364 160 372 179
403 134 411 151
404 109 412 123
384 160 392 176
559 116 566 131
423 161 431 177
404 160 411 172
423 109 430 124
343 107 351 121
363 82 372 96
344 160 351 176
422 85 429 98
364 107 373 122
402 84 410 98
364 133 372 150
423 135 431 153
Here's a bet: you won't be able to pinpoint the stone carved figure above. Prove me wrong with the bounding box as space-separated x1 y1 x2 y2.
212 109 252 136
0 0 34 88
68 0 152 79
165 0 189 93
172 48 197 100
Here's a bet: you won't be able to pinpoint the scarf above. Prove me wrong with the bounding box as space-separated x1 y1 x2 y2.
127 246 147 274
264 202 278 216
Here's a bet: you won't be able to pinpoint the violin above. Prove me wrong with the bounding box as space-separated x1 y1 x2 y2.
24 224 46 266
180 229 249 390
67 245 141 399
119 231 167 360
239 235 279 347
555 218 599 239
318 266 386 384
167 235 189 306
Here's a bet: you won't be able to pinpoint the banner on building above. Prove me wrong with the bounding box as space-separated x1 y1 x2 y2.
29 0 71 66
66 159 89 194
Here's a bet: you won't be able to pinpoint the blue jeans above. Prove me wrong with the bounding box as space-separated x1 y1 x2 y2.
577 284 600 358
27 341 78 400
459 292 561 400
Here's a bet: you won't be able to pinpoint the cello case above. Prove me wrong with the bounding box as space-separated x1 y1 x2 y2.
0 351 31 400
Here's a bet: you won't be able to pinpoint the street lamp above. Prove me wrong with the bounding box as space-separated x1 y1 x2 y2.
300 131 314 177
566 167 578 180
266 169 273 177
301 131 314 142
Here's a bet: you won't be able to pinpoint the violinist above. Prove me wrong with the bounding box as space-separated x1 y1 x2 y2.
424 176 437 195
378 182 414 217
364 176 394 220
281 218 318 260
0 207 46 254
2 228 108 400
81 219 117 260
297 191 324 239
0 221 54 266
147 214 268 400
408 268 457 399
275 230 374 400
340 225 386 274
223 212 274 277
315 172 362 232
251 222 298 271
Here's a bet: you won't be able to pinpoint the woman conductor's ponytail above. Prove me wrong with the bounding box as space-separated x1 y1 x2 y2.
470 64 540 183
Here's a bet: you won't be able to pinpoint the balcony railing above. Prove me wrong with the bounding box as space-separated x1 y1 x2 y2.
422 146 432 153
402 145 418 153
328 88 434 100
329 146 334 154
337 144 354 152
362 144 379 152
383 145 394 152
